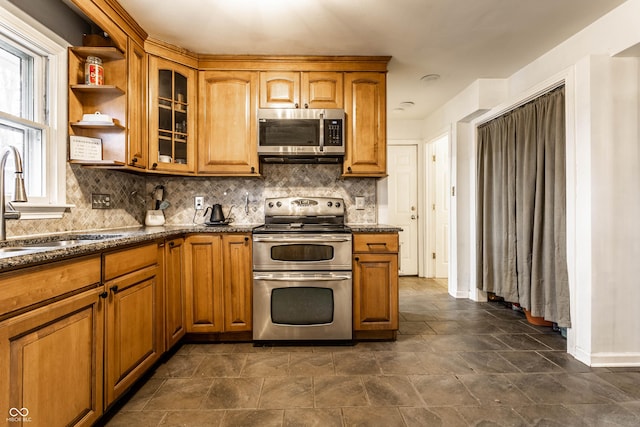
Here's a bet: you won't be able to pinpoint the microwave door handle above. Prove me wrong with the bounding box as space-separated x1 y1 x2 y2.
319 113 324 152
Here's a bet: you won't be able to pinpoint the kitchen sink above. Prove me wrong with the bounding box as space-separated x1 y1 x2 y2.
0 247 40 254
24 239 99 248
0 234 125 258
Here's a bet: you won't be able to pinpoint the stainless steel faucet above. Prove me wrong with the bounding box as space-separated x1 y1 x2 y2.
1 146 28 240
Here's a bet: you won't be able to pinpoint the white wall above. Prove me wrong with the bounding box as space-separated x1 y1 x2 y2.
388 119 424 140
423 0 640 366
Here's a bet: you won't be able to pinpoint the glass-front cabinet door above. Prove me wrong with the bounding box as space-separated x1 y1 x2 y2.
148 56 196 173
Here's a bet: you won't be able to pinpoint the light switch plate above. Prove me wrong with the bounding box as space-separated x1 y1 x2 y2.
91 193 111 209
355 196 365 210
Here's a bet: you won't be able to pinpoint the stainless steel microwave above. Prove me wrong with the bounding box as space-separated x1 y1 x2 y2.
257 108 345 162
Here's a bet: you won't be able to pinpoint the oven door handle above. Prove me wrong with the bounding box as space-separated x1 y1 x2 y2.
253 236 351 243
253 273 351 281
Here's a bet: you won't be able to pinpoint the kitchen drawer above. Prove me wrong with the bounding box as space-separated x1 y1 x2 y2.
0 255 101 319
103 242 158 280
353 233 399 253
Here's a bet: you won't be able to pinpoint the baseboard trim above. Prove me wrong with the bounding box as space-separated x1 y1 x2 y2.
571 348 640 367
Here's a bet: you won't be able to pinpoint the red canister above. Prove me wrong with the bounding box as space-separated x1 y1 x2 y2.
85 56 104 85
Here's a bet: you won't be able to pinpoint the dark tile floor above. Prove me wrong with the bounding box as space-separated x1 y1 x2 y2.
104 277 640 426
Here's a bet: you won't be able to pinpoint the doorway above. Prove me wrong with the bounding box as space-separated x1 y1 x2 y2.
380 144 419 275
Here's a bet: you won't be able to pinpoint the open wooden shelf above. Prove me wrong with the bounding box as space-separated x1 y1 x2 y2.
69 46 125 61
70 84 125 94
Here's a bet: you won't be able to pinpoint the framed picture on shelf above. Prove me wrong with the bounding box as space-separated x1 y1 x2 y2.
69 135 102 161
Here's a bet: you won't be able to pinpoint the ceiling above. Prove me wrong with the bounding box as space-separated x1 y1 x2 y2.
117 0 627 120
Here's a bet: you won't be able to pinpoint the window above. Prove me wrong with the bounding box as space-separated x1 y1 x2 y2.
0 4 70 218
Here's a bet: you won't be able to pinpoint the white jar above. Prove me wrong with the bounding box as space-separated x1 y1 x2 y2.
145 209 165 226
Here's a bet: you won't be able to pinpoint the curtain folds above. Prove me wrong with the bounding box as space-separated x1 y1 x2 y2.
476 87 571 327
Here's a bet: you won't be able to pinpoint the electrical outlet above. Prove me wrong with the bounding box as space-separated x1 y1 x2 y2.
91 193 111 209
355 196 365 210
195 196 204 210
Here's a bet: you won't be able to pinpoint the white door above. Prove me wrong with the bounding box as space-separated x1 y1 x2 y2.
426 135 450 278
383 145 418 275
434 137 450 278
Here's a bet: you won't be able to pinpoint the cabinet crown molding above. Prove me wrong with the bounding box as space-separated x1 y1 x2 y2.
198 55 391 72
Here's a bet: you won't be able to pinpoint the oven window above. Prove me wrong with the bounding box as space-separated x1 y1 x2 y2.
260 119 319 146
271 244 334 262
271 287 334 325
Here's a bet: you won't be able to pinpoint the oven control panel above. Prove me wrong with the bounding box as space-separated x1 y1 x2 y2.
264 197 345 217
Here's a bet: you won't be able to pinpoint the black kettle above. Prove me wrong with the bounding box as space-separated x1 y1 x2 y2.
205 204 225 223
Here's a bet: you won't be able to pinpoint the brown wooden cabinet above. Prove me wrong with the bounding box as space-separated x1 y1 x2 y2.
148 55 197 173
164 237 186 349
222 234 253 332
184 234 224 332
126 38 148 168
0 256 104 427
184 234 252 333
344 72 387 177
103 243 163 407
68 34 148 170
353 233 399 337
68 45 127 165
259 71 343 109
198 71 259 175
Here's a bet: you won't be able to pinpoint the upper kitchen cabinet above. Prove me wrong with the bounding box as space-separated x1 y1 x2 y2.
148 56 197 174
68 44 127 165
67 0 148 169
343 72 387 177
198 70 260 175
127 38 147 168
259 71 343 109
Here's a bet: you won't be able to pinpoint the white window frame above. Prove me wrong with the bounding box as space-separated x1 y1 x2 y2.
0 1 73 219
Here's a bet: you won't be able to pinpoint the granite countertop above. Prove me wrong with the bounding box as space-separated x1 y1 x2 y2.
0 223 401 271
0 224 259 272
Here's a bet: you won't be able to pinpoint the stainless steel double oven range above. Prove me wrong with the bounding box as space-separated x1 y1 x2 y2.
252 197 353 342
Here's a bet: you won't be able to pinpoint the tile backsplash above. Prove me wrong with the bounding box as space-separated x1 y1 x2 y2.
7 163 377 238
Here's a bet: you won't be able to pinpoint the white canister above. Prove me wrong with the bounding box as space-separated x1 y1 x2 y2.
145 209 165 226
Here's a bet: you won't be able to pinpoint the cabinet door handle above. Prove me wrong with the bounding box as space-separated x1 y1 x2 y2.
244 236 249 242
304 103 309 109
355 256 360 262
295 102 299 108
110 285 119 293
131 157 138 164
99 291 108 299
347 166 352 173
250 166 255 174
169 241 175 247
152 162 158 169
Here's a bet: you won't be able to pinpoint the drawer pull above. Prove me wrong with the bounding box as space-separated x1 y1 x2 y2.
99 291 108 299
367 243 388 248
110 285 119 293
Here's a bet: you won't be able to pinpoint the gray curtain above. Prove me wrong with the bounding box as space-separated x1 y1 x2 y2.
476 87 571 327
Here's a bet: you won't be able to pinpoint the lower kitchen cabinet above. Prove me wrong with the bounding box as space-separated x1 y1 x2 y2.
353 233 399 336
103 242 163 407
222 234 252 332
0 257 104 427
164 237 186 349
184 234 252 334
